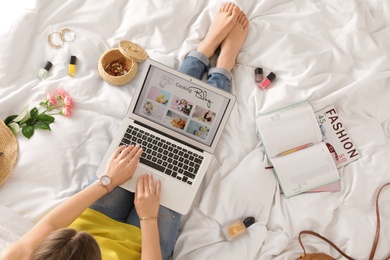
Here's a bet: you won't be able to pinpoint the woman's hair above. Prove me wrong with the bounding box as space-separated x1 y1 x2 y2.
31 228 101 260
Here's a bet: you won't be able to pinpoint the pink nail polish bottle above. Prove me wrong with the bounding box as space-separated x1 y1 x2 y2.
260 72 276 90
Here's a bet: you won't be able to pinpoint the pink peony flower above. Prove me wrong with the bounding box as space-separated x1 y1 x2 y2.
62 106 72 117
56 88 68 99
63 95 74 108
46 92 57 105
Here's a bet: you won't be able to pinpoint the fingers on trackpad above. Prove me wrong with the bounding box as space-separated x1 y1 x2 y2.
125 168 166 191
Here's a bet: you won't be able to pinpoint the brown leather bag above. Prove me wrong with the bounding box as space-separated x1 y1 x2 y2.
298 183 390 260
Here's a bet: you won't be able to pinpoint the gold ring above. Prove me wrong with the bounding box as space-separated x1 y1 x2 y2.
60 28 76 42
47 32 63 48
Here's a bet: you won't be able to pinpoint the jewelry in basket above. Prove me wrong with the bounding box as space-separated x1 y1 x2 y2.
98 40 148 86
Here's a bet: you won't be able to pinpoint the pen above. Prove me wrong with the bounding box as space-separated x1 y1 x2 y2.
277 143 312 157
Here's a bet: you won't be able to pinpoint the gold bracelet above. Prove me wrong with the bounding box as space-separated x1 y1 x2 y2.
139 216 159 221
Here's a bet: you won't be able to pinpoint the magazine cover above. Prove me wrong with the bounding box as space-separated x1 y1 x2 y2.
315 106 361 168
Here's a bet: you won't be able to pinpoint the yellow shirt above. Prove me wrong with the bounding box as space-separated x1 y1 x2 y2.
69 208 141 260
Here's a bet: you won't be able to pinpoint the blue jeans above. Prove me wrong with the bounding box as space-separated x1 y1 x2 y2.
88 177 181 260
178 50 232 92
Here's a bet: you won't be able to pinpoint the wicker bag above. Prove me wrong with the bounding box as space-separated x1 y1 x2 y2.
298 183 390 260
98 40 148 86
299 253 335 260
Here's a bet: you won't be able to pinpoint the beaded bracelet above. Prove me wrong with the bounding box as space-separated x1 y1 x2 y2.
139 216 159 221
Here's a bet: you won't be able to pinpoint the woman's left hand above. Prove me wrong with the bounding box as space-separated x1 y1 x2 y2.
135 174 161 219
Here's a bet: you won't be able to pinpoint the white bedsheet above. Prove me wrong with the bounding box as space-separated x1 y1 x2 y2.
0 205 34 250
1 0 389 259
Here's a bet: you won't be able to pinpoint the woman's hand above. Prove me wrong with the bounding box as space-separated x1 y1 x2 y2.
136 175 163 260
104 145 142 187
135 174 161 219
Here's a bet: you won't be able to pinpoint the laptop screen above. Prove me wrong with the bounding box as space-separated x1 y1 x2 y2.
133 65 231 148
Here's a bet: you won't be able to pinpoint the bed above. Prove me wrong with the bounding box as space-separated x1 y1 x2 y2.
1 0 390 259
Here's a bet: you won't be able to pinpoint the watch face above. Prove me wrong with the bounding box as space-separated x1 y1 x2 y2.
100 175 111 186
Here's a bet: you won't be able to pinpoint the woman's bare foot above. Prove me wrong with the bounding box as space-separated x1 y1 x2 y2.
196 3 241 59
216 11 249 73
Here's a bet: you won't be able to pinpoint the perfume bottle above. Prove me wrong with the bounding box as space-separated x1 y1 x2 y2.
37 60 53 80
68 55 77 77
223 216 255 240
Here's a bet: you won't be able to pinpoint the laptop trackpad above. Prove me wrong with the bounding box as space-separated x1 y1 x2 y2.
121 167 166 192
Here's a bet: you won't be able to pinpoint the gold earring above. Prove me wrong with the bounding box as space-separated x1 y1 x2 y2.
59 28 76 42
47 32 63 48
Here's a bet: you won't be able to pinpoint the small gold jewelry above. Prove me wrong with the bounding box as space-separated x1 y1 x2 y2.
139 216 159 221
60 28 76 42
47 28 76 48
105 59 128 76
47 32 63 49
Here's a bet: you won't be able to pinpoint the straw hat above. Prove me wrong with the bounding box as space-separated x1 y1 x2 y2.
0 119 18 186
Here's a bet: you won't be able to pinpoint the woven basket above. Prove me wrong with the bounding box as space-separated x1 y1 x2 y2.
118 40 148 63
98 40 148 86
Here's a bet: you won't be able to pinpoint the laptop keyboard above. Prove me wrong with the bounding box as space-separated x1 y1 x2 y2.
119 125 203 185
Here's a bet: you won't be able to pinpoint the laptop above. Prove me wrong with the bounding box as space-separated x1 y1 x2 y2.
96 59 236 214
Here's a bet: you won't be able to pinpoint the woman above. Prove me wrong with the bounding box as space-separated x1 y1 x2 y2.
2 145 180 260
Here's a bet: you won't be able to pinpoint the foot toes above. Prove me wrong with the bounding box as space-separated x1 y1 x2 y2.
221 2 237 15
232 5 240 16
238 12 248 26
221 3 230 13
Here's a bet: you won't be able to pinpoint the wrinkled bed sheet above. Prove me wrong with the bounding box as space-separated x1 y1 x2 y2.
0 0 389 259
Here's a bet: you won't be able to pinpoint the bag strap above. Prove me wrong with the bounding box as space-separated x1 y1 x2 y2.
298 230 355 259
299 183 390 260
369 183 390 260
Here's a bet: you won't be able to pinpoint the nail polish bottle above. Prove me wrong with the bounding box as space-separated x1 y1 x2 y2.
223 216 255 241
37 61 53 80
259 72 276 90
68 55 77 77
254 68 263 83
